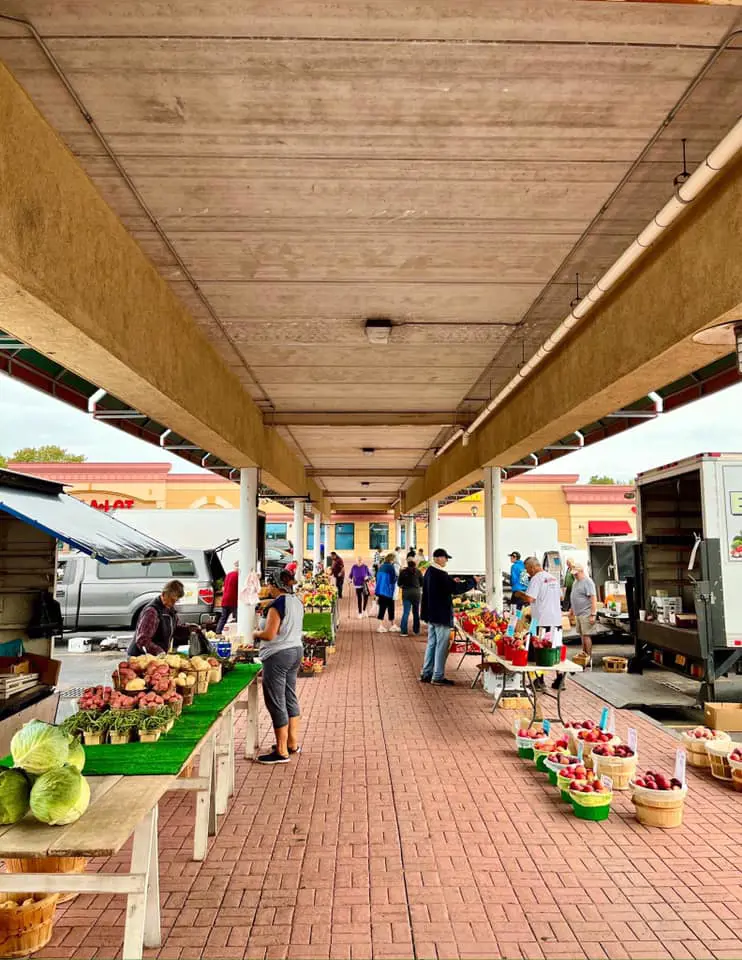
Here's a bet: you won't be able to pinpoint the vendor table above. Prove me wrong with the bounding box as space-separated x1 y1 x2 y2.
0 665 262 957
0 775 171 960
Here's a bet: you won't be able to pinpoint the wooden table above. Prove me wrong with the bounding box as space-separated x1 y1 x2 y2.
0 776 171 960
0 673 262 959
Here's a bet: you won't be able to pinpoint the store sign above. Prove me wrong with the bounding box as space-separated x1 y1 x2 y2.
90 498 135 512
723 467 742 561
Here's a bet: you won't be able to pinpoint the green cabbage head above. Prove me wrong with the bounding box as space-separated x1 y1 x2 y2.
66 738 86 773
0 769 31 824
11 721 69 775
30 765 90 825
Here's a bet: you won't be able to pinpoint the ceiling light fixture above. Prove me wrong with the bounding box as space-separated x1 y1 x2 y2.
692 319 742 374
361 481 370 487
362 448 375 457
364 317 393 345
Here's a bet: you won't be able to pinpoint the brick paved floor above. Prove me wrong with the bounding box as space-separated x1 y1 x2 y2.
36 602 742 960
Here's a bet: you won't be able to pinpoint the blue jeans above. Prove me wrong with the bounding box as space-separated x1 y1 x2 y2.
401 597 420 635
421 623 451 681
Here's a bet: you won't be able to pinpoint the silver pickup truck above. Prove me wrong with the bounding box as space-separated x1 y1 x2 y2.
56 549 224 631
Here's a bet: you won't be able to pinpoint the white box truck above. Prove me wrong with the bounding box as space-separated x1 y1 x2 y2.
633 453 742 700
436 517 560 576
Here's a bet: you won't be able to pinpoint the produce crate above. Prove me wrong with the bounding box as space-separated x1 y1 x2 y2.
0 674 40 700
602 656 628 674
705 702 742 732
535 647 561 667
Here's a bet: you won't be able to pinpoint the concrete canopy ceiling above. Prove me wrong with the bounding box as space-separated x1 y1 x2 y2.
0 1 741 510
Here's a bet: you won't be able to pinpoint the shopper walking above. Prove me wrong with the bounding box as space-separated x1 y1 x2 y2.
375 553 399 633
398 559 423 636
329 551 345 599
417 548 427 564
509 551 530 609
216 560 239 633
563 558 576 611
349 556 372 618
420 549 476 685
252 569 304 764
569 562 597 667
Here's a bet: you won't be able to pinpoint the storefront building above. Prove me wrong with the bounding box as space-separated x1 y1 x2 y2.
9 462 636 560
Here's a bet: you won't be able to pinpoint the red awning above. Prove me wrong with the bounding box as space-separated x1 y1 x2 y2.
588 520 632 536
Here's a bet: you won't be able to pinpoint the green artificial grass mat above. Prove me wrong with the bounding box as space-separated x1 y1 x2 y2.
0 663 261 777
302 612 334 638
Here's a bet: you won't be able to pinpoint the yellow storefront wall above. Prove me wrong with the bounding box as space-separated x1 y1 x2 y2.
7 463 636 564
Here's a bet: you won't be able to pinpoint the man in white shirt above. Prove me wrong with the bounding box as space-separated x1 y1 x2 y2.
524 557 562 631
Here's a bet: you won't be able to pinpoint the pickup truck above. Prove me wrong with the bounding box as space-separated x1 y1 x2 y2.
56 549 222 631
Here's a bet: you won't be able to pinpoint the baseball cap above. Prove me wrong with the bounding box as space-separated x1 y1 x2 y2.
433 548 452 559
509 551 521 560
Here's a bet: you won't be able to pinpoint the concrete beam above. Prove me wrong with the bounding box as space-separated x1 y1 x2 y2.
324 491 398 499
0 61 322 501
269 413 467 427
402 155 742 513
307 468 422 478
331 502 395 513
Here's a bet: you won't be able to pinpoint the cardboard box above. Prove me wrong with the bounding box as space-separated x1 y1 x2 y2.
705 702 742 732
0 654 61 688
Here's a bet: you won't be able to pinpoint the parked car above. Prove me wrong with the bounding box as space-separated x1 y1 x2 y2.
56 548 225 631
264 546 312 583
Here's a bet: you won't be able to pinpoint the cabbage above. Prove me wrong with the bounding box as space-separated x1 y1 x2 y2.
30 766 90 826
11 721 69 775
66 738 86 773
0 769 30 824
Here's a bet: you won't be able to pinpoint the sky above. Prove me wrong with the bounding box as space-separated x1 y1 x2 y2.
2 372 742 483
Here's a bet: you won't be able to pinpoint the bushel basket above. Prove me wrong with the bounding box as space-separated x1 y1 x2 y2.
591 753 637 790
630 780 687 828
3 858 86 905
0 893 58 957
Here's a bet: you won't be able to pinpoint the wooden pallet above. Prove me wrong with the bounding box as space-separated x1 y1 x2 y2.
0 673 40 699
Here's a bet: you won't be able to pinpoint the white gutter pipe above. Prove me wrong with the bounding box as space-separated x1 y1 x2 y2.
462 117 742 443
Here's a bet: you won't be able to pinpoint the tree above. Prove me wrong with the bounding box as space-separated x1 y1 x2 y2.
9 446 86 463
589 474 617 485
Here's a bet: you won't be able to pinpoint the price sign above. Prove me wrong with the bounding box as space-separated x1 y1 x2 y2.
577 740 584 761
542 719 551 735
627 727 638 753
551 627 563 648
674 748 687 787
599 707 609 731
600 775 613 791
530 617 539 636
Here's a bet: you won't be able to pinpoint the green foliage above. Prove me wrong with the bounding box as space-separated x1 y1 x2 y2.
9 445 86 463
588 475 617 485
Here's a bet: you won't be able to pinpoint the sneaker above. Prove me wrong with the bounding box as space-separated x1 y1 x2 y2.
431 677 455 686
400 633 408 637
257 750 290 764
357 613 363 619
419 675 432 683
377 625 388 633
271 744 302 755
388 625 401 633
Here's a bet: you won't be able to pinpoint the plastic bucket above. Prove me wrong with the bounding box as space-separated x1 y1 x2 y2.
547 769 558 786
512 649 528 667
535 647 561 667
518 746 534 760
571 792 612 821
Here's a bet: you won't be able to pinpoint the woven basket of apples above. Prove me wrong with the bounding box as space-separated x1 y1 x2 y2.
564 720 597 754
568 776 613 821
680 727 731 769
591 744 637 790
705 739 734 782
543 751 580 786
533 735 570 773
630 771 687 828
728 747 742 792
573 727 621 765
514 722 546 760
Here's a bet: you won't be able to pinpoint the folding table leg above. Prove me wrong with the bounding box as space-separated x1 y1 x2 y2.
194 733 216 861
490 670 506 713
123 805 160 959
215 709 232 816
244 680 260 760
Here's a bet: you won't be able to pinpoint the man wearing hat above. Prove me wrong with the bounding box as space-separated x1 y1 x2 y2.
509 550 530 609
420 549 476 686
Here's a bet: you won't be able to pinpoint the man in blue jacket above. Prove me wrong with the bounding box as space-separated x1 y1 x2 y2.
420 549 476 686
509 551 530 608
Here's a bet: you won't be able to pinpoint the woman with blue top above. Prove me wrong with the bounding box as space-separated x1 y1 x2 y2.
375 553 399 634
252 568 304 764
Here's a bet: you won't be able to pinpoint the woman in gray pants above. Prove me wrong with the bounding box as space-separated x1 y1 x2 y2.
252 569 305 764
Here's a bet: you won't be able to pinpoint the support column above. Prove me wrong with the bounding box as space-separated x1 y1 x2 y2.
237 467 258 638
483 467 503 611
394 519 402 550
405 518 415 552
428 500 439 556
312 510 321 573
293 499 305 582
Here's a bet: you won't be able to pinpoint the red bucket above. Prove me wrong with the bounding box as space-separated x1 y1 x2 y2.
512 649 528 667
504 645 515 662
560 645 568 662
496 638 506 657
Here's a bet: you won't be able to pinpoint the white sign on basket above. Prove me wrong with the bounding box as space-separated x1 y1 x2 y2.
600 775 613 791
551 626 563 648
674 748 687 787
606 709 616 735
627 727 638 753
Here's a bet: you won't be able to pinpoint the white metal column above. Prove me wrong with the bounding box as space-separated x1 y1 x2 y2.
428 499 439 556
237 467 258 637
312 510 321 572
483 467 503 610
293 499 305 582
394 519 402 549
405 518 415 551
